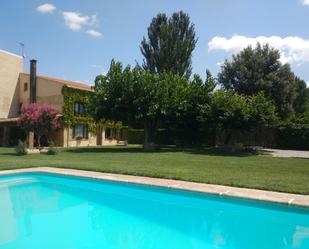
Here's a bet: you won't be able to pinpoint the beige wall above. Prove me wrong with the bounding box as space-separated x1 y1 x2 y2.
0 50 23 118
63 127 97 147
62 127 118 147
19 74 64 112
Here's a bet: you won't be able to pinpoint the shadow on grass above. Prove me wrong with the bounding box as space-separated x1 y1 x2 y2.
64 146 259 157
0 152 18 156
0 147 18 156
188 147 260 157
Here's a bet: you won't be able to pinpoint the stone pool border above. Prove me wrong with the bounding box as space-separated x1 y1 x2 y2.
0 167 308 208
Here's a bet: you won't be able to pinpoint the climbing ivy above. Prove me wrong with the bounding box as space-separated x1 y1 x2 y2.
61 86 122 134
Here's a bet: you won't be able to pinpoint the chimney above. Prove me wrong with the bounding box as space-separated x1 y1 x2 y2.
29 59 37 103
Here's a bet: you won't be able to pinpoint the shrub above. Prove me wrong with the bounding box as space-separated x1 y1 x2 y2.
275 123 309 150
47 141 58 155
18 103 61 147
127 129 144 144
15 140 28 156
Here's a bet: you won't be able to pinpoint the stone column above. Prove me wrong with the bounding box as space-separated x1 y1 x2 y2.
28 131 34 149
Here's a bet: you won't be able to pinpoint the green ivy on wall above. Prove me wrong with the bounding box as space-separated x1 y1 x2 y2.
61 86 122 134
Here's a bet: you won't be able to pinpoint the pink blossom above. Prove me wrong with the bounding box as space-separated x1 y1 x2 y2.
18 103 61 132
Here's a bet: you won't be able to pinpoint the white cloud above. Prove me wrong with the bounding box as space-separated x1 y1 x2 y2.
302 0 309 6
208 35 309 66
86 30 102 38
62 12 97 31
36 3 56 14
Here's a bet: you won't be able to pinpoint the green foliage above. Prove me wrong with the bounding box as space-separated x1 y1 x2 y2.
47 141 58 155
293 77 309 114
247 92 278 128
92 61 212 147
165 71 214 144
15 140 28 156
127 129 144 144
206 90 277 145
275 114 309 150
126 128 215 146
210 90 250 131
92 61 134 125
62 86 94 127
62 86 121 134
140 11 197 78
218 43 303 118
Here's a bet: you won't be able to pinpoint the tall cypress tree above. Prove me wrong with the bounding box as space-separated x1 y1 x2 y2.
140 11 197 78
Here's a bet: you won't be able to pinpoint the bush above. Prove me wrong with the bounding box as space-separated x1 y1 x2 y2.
47 141 58 155
126 128 216 146
15 140 28 156
275 125 309 150
127 129 144 144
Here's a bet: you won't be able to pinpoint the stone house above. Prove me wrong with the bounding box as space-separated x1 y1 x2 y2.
0 49 120 147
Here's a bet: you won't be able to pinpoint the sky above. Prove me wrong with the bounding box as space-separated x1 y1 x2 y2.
1 0 309 86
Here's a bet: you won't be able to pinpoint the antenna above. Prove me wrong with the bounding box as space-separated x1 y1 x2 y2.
16 41 25 58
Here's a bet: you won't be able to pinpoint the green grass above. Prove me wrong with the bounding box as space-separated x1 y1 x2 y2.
0 146 308 194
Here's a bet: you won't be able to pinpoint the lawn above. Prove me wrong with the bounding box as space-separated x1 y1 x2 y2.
0 146 308 194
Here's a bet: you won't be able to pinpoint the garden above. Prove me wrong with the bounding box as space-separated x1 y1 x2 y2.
3 11 309 196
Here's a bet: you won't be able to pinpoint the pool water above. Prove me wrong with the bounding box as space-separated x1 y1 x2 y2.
0 173 308 249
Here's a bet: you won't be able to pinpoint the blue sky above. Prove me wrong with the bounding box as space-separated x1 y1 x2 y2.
1 0 309 86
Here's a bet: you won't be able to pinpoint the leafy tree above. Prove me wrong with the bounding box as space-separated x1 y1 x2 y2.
18 103 61 147
293 77 309 114
140 11 197 78
218 43 300 118
92 61 168 149
247 92 277 128
92 60 212 149
92 60 133 125
204 90 276 145
165 70 215 144
209 90 249 145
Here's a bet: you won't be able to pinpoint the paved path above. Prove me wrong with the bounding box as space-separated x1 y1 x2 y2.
262 148 309 158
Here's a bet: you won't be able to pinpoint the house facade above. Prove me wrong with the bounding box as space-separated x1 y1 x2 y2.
0 49 120 147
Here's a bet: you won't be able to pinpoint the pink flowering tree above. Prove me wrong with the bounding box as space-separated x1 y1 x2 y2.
18 103 61 147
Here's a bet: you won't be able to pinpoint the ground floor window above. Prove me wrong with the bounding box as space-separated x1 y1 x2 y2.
73 124 88 139
105 128 117 139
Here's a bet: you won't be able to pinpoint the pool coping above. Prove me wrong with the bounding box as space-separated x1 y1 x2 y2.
0 167 308 208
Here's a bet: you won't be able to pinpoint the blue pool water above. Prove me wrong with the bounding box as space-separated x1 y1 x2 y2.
0 173 308 249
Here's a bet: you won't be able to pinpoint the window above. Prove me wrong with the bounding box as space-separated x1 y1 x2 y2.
74 102 85 116
73 124 88 139
24 82 28 92
105 128 112 139
105 128 117 139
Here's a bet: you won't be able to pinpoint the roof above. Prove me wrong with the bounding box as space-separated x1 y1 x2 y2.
20 73 93 91
0 118 19 124
0 49 23 59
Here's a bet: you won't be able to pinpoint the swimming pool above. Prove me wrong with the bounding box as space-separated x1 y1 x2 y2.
0 172 308 249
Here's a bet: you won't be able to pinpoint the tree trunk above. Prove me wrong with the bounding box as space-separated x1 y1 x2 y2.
224 130 232 145
143 121 156 151
37 133 41 148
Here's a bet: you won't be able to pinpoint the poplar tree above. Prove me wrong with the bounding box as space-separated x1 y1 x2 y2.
140 11 197 78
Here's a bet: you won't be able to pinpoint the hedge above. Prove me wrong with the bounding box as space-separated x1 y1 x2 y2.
275 125 309 150
125 128 216 146
125 125 309 150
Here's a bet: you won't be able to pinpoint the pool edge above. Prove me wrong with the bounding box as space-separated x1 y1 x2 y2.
0 167 308 208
